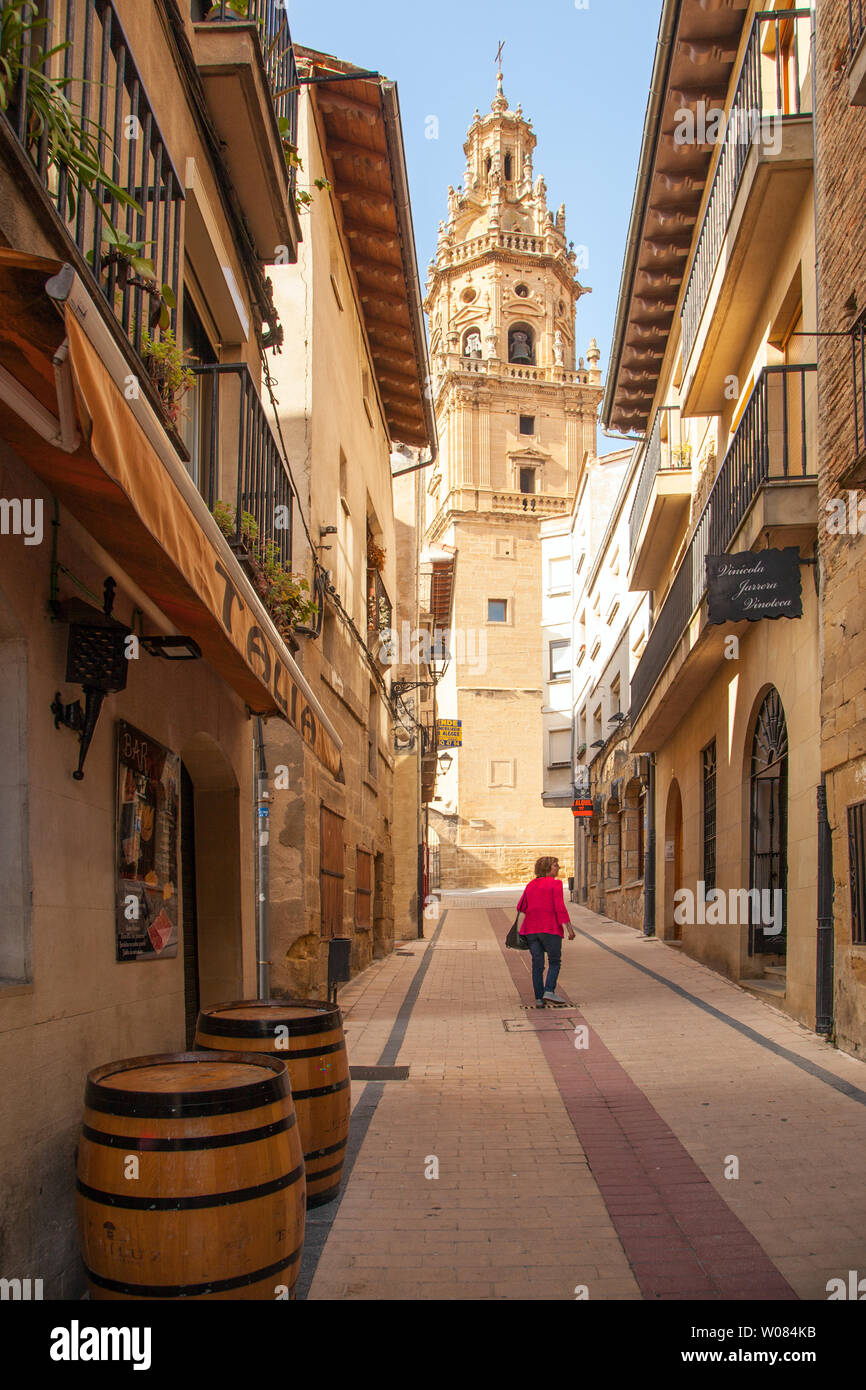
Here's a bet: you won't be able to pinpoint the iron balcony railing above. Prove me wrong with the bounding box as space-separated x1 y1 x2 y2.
681 10 812 368
1 0 183 356
367 568 392 644
199 0 298 197
853 318 866 461
190 362 293 569
630 364 817 724
852 1 866 55
628 406 688 557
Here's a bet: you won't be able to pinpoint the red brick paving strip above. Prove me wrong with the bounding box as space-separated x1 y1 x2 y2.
491 909 797 1301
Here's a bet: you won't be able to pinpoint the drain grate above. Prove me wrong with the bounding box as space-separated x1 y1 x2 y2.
349 1065 410 1081
503 1015 580 1032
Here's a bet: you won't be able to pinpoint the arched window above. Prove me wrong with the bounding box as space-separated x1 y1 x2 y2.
462 328 482 359
508 323 534 364
749 688 788 957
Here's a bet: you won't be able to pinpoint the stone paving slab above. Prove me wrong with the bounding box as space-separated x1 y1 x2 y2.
302 895 866 1301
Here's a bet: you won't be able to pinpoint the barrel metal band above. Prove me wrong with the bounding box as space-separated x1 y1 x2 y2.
304 1158 344 1184
291 1076 351 1102
81 1113 297 1152
84 1071 290 1118
84 1245 304 1299
197 1008 340 1038
76 1161 305 1211
303 1135 348 1162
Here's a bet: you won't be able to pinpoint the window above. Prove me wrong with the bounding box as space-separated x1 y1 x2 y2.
504 152 513 180
849 801 866 945
180 288 217 495
548 557 570 593
611 676 621 714
519 415 535 435
549 640 570 681
488 599 507 623
495 538 514 559
638 786 646 880
749 690 788 956
549 729 571 768
515 283 529 298
463 327 482 358
702 740 717 893
519 466 536 494
355 849 373 928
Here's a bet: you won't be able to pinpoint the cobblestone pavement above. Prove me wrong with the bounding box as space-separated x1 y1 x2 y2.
300 891 866 1301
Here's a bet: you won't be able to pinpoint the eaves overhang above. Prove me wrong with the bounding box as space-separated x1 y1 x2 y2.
602 0 752 435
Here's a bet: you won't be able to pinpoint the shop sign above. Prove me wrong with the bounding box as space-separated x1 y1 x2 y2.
572 798 594 818
437 719 463 749
706 548 802 625
115 722 180 962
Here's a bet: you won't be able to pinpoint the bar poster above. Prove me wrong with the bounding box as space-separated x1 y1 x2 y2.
115 721 180 962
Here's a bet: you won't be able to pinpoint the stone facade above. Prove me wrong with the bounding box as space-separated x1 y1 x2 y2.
425 74 601 887
815 0 866 1056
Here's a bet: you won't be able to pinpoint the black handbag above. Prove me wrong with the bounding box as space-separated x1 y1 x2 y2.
506 913 529 950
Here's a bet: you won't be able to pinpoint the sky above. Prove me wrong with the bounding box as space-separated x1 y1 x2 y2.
286 0 663 453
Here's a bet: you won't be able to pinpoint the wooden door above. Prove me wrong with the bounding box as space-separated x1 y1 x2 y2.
320 806 345 939
355 849 372 928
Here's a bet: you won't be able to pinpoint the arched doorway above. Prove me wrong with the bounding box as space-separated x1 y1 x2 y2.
748 687 788 958
664 779 683 940
180 734 243 1045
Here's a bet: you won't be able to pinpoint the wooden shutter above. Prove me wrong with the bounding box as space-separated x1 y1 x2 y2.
320 805 345 939
355 849 372 928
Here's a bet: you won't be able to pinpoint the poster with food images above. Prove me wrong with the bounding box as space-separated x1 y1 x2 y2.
115 721 179 962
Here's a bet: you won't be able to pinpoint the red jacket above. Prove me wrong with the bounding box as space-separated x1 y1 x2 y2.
517 876 571 936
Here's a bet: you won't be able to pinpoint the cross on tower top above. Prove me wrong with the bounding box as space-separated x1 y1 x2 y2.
495 38 505 72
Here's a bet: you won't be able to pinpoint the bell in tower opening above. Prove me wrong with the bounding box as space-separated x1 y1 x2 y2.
508 324 534 365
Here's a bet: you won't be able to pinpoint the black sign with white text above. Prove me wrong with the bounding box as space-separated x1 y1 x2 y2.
706 547 803 625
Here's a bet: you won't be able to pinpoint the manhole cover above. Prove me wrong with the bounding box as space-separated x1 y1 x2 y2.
503 1015 581 1032
349 1065 410 1080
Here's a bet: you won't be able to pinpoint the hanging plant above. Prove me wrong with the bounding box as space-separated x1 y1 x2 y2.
86 225 177 331
211 504 316 638
279 124 331 213
367 536 386 571
141 329 196 425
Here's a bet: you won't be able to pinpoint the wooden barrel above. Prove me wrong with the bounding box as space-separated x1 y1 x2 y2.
196 1000 350 1209
77 1051 305 1300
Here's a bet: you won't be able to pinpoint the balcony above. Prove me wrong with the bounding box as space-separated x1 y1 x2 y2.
629 365 817 746
188 362 293 567
367 568 393 655
192 0 300 260
0 0 182 362
851 1 866 104
490 491 570 518
680 10 813 412
628 406 692 593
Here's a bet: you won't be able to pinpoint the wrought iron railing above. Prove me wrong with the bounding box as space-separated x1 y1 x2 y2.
853 318 866 461
1 0 183 356
367 568 392 642
630 365 817 724
198 0 298 198
190 362 293 568
681 10 812 368
852 1 866 55
628 406 688 557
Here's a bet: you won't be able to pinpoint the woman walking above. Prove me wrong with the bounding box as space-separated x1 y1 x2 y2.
516 856 576 1007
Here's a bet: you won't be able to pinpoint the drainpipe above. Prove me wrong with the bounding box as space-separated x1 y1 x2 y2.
254 717 271 1000
643 753 656 937
816 776 834 1036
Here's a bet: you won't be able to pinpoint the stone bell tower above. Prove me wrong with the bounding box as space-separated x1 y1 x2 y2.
424 69 603 889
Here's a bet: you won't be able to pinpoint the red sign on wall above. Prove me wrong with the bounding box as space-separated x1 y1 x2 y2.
572 798 593 818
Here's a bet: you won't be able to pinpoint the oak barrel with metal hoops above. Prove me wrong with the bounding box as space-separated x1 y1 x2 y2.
77 1051 305 1300
195 1000 350 1208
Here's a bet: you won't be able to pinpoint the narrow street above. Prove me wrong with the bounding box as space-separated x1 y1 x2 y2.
299 892 866 1302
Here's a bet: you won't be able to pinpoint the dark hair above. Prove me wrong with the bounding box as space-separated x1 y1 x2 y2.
534 855 559 877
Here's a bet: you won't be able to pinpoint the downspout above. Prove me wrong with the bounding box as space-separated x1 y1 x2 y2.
643 753 656 937
816 776 834 1036
254 717 271 1000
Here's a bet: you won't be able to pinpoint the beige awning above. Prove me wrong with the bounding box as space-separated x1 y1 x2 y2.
0 249 343 780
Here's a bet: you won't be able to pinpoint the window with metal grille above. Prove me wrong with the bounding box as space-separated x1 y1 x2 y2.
849 800 866 945
702 740 717 893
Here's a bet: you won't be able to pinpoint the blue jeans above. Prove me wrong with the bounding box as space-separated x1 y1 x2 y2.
526 933 562 999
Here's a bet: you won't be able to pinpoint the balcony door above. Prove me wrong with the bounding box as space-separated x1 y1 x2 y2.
748 688 788 958
180 289 217 500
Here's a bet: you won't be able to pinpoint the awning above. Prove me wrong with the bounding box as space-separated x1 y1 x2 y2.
0 249 344 780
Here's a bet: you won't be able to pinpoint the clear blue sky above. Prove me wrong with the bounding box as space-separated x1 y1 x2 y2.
287 0 662 452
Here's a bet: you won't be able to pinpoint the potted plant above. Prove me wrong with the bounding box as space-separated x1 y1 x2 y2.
670 442 692 468
141 329 196 425
87 225 177 330
367 536 386 571
212 503 317 644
